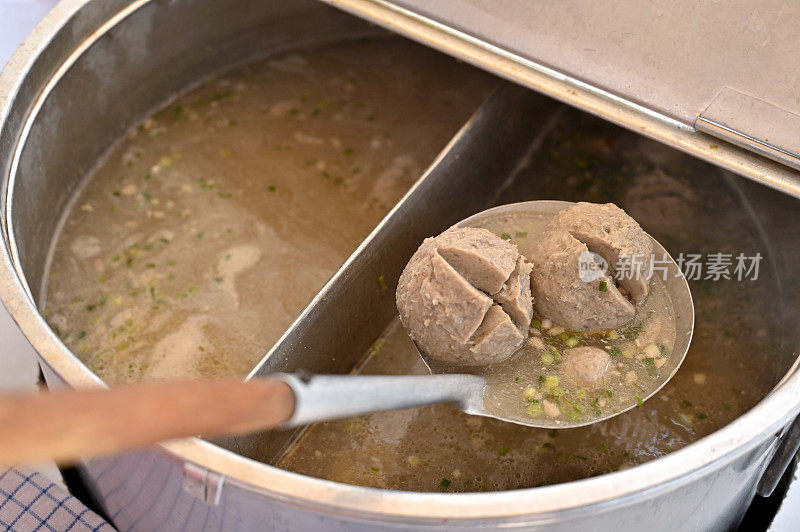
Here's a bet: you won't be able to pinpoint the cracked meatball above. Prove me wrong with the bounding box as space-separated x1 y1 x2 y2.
396 227 533 365
530 202 652 331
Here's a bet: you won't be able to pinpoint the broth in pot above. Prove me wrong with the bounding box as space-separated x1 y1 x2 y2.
43 37 496 383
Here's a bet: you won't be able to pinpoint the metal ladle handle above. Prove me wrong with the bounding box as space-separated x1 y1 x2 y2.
275 373 484 428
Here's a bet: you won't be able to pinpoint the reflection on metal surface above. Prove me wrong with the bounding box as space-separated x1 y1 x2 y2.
758 414 800 498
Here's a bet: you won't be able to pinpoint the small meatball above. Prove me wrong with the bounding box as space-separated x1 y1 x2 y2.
531 228 635 331
563 347 611 387
397 227 533 365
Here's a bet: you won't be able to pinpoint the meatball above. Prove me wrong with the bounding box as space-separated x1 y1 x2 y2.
531 228 635 330
530 202 652 331
546 202 653 303
563 347 611 387
396 227 533 365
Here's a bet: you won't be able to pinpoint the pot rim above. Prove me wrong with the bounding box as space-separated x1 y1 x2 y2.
2 0 799 521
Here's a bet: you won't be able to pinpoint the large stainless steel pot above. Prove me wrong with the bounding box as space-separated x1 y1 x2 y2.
2 0 800 530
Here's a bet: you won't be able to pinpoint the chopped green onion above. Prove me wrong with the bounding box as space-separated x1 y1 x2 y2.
500 232 512 240
609 347 621 357
620 323 644 340
526 402 543 416
565 403 582 420
644 357 658 377
599 281 608 292
438 478 451 490
564 336 580 348
543 376 559 388
635 395 644 406
531 318 542 329
590 397 602 416
644 343 660 357
514 377 522 384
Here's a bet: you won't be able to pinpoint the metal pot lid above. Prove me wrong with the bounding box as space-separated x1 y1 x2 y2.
334 0 800 171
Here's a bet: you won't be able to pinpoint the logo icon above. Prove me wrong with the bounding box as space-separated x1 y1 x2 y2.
578 250 608 282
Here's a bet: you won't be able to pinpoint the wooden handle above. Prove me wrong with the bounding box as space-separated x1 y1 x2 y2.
0 378 295 466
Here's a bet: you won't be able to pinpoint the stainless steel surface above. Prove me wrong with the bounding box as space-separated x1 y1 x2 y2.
1 0 800 530
278 374 484 428
337 0 800 173
697 88 800 172
322 0 800 198
759 414 800 498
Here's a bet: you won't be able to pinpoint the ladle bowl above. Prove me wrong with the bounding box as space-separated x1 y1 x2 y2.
274 200 694 430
